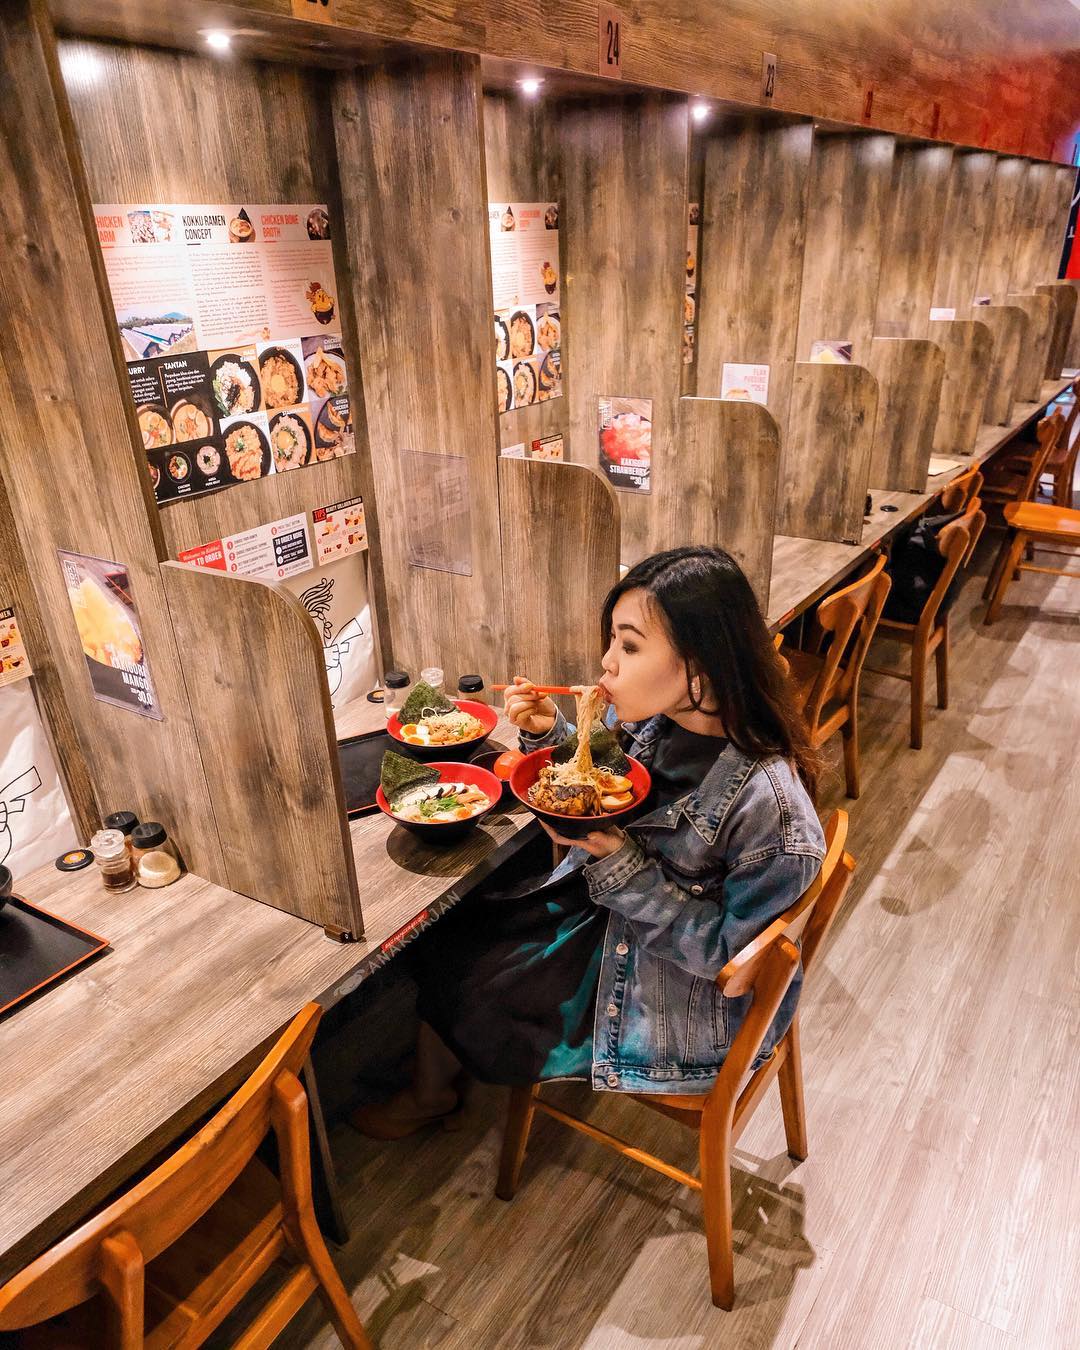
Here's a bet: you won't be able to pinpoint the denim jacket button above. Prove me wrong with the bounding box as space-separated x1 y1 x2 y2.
606 1073 619 1087
690 883 704 896
606 1003 618 1017
615 942 629 956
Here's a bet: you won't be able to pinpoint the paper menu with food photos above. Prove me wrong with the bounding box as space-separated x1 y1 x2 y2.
489 202 563 415
93 202 353 505
57 552 161 719
684 202 699 365
721 363 770 405
0 607 32 688
313 497 368 564
598 397 652 494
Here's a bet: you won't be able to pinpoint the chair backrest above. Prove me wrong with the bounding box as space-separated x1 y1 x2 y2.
804 554 892 728
0 1003 323 1330
709 812 855 1092
1055 377 1080 478
939 466 983 515
1019 409 1066 501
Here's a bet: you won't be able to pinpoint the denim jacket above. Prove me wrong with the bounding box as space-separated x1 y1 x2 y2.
521 711 825 1095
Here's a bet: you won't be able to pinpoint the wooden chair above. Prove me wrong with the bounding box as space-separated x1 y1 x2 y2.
779 555 891 799
982 410 1067 605
0 1004 371 1349
938 465 983 515
1004 377 1079 507
984 500 1080 624
868 496 986 749
495 811 855 1311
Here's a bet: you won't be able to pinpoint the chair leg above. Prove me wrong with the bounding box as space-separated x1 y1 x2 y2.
909 643 926 752
983 529 1014 602
777 1021 808 1162
272 1074 374 1350
841 711 860 800
934 618 949 711
496 1084 540 1201
985 530 1028 626
699 1106 736 1310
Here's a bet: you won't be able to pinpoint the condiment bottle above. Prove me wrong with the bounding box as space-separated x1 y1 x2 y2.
383 670 410 720
103 811 140 857
420 666 445 694
458 674 486 703
90 828 137 892
130 821 183 889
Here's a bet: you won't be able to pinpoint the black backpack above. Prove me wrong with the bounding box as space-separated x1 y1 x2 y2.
882 510 964 625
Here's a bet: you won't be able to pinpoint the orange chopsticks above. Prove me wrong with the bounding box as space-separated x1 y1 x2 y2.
493 683 576 696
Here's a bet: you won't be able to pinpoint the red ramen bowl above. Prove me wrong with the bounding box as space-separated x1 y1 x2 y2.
376 761 502 843
509 747 652 839
386 699 498 762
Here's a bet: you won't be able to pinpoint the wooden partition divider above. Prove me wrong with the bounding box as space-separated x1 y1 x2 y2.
795 132 895 367
932 150 997 312
496 458 619 685
867 338 945 490
0 1 225 882
695 114 813 433
974 156 1028 304
1004 292 1054 402
1067 281 1080 372
875 142 954 339
1037 282 1078 378
1010 161 1076 293
927 319 994 456
333 53 504 687
780 364 878 544
970 304 1028 425
556 93 688 566
161 563 362 938
662 399 780 606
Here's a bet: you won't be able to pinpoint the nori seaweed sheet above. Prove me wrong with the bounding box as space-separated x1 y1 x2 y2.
399 680 456 724
380 750 440 805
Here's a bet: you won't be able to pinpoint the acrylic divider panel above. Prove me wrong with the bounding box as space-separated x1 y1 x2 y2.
56 552 161 719
93 202 354 504
598 397 652 493
399 451 474 576
490 202 563 413
0 608 32 688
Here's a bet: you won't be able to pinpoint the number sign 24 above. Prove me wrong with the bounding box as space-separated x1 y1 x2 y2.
598 5 625 77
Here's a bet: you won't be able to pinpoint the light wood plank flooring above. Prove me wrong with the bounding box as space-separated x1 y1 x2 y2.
264 527 1079 1349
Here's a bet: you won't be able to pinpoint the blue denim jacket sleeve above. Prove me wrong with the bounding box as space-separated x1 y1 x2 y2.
517 708 571 753
583 838 820 980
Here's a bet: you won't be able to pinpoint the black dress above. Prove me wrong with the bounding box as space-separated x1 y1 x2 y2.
410 720 726 1086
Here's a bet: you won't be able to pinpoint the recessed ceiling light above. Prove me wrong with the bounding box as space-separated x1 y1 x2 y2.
691 101 711 123
519 77 544 97
204 31 232 52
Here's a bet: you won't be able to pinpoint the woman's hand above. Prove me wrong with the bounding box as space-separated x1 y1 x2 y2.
539 819 626 859
504 677 558 736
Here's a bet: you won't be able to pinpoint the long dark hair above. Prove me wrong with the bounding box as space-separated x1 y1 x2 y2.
601 546 820 796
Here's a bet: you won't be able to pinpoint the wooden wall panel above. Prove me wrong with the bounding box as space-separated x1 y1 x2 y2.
974 156 1028 304
663 400 779 607
1067 281 1080 371
796 133 895 367
780 364 878 545
875 142 953 340
497 459 618 685
161 564 361 936
0 1 224 882
971 304 1028 424
695 115 813 435
1037 282 1078 378
867 338 945 491
1011 161 1074 292
1004 292 1053 401
332 52 504 687
932 150 997 312
556 94 688 566
928 319 993 456
482 93 567 455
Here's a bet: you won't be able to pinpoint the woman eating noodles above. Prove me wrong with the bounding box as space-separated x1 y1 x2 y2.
353 545 825 1137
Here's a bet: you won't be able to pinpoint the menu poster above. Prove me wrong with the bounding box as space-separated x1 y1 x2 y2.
490 202 563 414
684 202 700 365
721 363 770 405
500 434 565 461
809 340 853 365
598 397 652 494
94 202 353 505
177 513 313 581
313 496 368 564
973 296 992 306
57 552 161 719
0 607 32 688
929 307 956 321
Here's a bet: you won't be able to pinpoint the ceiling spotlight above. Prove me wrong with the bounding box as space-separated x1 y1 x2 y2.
691 101 711 123
519 77 544 97
204 31 232 52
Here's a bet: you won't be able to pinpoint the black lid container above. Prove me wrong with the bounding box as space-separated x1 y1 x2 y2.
104 811 139 836
385 670 410 689
131 821 168 850
458 675 485 694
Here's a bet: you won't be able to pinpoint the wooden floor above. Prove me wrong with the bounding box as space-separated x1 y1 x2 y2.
259 526 1079 1350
